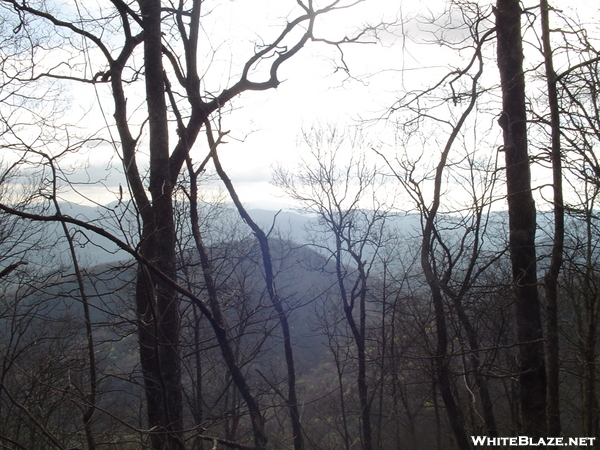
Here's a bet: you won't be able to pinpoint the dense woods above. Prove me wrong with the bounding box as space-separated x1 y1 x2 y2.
0 0 599 449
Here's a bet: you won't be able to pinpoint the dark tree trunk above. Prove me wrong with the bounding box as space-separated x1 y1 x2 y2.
540 0 564 436
334 238 373 450
416 32 487 448
211 143 303 450
53 196 97 450
582 210 599 437
451 297 498 438
137 1 183 449
185 157 268 450
422 184 471 450
495 0 547 439
584 298 599 437
427 283 471 450
432 380 442 450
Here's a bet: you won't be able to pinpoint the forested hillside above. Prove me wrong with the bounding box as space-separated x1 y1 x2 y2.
0 1 599 450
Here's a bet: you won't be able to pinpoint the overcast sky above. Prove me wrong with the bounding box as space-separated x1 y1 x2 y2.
38 0 598 211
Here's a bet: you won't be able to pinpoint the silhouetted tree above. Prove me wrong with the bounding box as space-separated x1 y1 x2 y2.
496 0 547 438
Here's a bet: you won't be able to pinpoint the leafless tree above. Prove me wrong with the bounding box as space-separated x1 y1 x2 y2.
0 1 374 449
275 126 395 450
378 4 499 447
496 0 547 438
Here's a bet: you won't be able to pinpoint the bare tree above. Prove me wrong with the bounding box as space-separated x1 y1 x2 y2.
378 4 499 447
552 18 600 434
496 0 547 438
275 126 394 450
0 1 373 449
538 0 564 436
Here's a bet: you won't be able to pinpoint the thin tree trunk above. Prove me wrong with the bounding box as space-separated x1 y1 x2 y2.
334 235 373 450
423 218 470 449
540 0 564 436
583 203 599 437
376 267 388 450
427 283 471 450
209 131 303 450
432 379 442 450
495 0 547 439
193 305 205 450
398 384 417 450
417 30 487 448
584 300 598 437
332 342 351 450
185 157 268 450
54 199 97 450
452 297 498 438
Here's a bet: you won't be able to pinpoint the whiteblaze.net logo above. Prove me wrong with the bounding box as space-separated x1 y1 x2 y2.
471 436 596 447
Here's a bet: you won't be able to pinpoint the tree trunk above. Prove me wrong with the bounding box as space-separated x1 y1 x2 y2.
185 157 268 450
211 143 303 450
540 0 564 436
428 284 471 450
335 239 373 450
583 206 599 437
422 210 470 450
137 1 183 449
495 0 547 439
452 297 498 437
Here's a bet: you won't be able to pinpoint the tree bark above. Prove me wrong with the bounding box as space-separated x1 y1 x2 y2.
137 1 183 449
540 0 564 436
335 237 373 450
582 206 599 437
210 136 303 450
495 0 547 439
185 157 268 450
417 28 487 448
451 296 498 438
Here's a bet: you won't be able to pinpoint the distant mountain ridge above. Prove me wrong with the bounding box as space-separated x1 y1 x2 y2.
37 202 427 267
20 201 557 270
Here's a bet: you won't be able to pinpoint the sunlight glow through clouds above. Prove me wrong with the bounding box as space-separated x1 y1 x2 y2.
20 0 597 213
59 0 410 207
